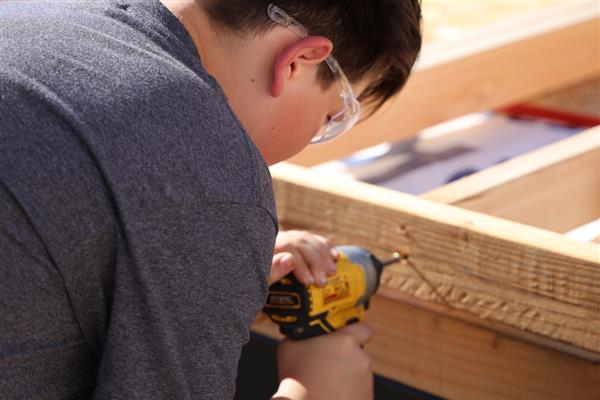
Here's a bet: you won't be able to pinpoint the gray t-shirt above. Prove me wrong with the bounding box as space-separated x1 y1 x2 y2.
0 1 278 399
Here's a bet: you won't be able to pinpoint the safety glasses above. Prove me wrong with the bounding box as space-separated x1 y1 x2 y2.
267 4 361 144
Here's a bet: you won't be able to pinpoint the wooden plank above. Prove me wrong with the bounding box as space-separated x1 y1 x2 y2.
367 295 600 399
420 0 565 44
253 295 600 400
423 128 600 233
270 162 600 357
527 76 600 118
567 219 600 244
288 3 600 166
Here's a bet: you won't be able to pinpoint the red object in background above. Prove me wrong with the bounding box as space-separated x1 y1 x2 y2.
501 104 600 128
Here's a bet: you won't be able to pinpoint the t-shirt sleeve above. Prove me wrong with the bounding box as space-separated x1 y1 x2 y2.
92 202 277 400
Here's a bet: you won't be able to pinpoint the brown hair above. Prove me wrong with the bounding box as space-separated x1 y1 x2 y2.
202 1 422 115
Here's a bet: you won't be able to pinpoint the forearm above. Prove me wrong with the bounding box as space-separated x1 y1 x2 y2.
272 378 308 400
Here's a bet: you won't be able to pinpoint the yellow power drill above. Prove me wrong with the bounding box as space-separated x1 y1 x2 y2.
263 246 400 340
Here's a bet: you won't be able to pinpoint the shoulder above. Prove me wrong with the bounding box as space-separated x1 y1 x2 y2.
0 0 277 227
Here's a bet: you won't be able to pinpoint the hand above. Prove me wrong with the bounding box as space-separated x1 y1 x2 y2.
272 323 374 400
269 230 339 287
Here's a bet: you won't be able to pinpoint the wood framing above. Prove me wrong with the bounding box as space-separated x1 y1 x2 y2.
268 161 600 357
253 294 600 400
288 2 600 166
423 127 600 233
251 4 600 398
528 76 600 119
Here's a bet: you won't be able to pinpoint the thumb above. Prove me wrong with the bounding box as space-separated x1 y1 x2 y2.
336 322 374 346
269 252 295 285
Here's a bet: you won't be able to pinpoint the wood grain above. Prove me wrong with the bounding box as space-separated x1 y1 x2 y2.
270 162 600 356
367 295 600 400
253 295 600 400
423 128 600 233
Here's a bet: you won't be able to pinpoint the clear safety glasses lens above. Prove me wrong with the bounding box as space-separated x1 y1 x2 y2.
310 57 361 144
310 94 360 144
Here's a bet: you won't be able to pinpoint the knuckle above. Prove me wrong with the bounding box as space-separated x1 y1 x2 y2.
290 230 305 238
279 242 293 252
339 334 356 350
360 354 373 372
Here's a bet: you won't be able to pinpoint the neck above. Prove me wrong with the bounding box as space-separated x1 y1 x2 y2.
159 0 276 159
159 1 236 88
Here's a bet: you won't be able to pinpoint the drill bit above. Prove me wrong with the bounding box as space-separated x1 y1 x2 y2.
380 252 402 267
384 251 452 308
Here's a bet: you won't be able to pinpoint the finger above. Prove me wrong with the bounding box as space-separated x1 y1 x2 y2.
313 235 337 275
286 248 316 286
337 322 374 346
330 246 340 260
253 312 269 324
297 242 330 287
311 233 338 259
269 252 296 286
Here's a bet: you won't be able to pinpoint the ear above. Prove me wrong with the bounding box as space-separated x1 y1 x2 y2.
270 36 333 97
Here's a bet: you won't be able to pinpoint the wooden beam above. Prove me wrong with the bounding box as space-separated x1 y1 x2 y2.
288 3 600 166
270 162 600 356
253 295 600 400
423 128 600 233
419 0 566 44
527 76 600 119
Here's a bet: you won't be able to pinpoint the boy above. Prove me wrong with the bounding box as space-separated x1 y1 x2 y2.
0 1 422 398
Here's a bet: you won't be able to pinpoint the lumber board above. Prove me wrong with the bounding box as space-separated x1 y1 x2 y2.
422 127 600 233
270 163 600 357
253 295 600 400
420 0 564 44
289 2 600 166
567 219 600 245
528 76 600 119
